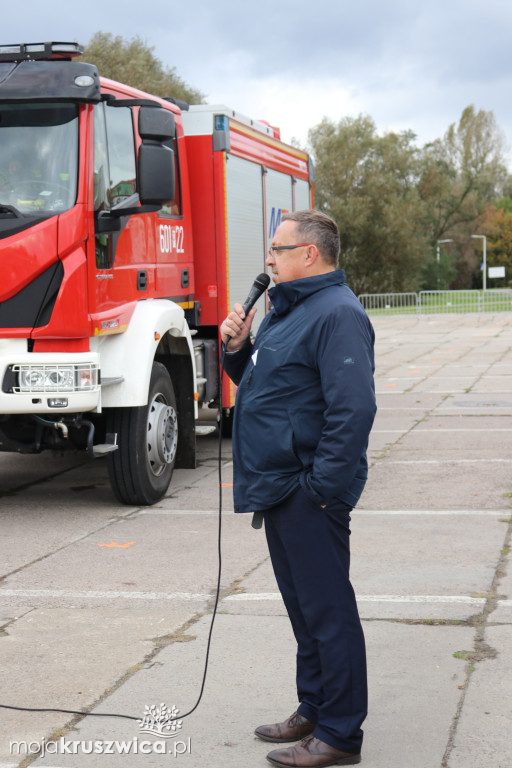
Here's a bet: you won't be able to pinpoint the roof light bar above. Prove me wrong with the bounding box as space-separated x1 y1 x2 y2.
0 42 83 62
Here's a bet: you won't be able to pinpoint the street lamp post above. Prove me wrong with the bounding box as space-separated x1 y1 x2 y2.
436 239 453 288
471 234 487 291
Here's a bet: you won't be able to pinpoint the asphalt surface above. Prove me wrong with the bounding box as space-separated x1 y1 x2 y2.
0 312 511 768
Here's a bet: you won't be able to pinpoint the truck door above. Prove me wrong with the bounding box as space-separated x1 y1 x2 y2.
155 130 192 301
90 102 148 316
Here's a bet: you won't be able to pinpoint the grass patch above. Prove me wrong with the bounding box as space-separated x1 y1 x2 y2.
453 650 472 660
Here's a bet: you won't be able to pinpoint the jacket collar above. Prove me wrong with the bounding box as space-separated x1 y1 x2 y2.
268 269 346 316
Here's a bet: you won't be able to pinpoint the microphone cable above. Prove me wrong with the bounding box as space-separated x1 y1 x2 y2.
0 345 230 724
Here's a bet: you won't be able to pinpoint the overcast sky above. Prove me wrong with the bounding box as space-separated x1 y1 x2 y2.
4 0 512 163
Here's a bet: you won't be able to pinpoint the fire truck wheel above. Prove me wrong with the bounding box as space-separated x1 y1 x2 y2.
106 362 178 505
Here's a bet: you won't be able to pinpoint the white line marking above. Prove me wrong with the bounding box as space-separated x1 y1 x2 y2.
384 458 512 464
224 593 486 605
224 592 282 601
372 428 512 433
371 430 409 433
0 588 491 607
355 510 506 516
377 391 472 395
413 391 512 395
411 428 512 433
356 595 485 605
376 407 441 410
378 376 485 380
438 396 512 401
120 509 509 518
0 589 210 601
139 509 224 516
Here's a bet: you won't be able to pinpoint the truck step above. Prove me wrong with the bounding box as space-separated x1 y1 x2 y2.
195 425 216 436
91 442 119 456
88 431 118 458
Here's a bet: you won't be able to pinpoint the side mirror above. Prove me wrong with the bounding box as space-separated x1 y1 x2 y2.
139 106 176 141
138 143 175 205
137 106 176 206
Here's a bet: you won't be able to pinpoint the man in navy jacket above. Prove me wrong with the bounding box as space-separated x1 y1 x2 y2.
220 210 376 768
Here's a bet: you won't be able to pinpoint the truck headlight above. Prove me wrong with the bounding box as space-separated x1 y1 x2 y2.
12 364 99 393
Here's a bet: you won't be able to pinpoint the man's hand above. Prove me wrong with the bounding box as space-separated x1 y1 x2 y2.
220 304 257 351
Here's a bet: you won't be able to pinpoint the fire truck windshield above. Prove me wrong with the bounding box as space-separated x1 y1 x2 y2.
0 102 78 215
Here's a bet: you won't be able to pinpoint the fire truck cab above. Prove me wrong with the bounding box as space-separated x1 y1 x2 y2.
0 41 313 505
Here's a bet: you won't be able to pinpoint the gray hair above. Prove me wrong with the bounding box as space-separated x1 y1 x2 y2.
281 209 340 267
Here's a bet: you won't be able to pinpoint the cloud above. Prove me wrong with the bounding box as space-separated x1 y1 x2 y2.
4 0 512 162
201 74 364 146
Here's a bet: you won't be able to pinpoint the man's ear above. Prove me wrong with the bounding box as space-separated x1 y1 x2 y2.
305 244 320 267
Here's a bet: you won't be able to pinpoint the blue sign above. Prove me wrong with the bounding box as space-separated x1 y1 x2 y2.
268 207 282 239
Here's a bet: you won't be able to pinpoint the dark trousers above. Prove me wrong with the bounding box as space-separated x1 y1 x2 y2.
263 487 367 754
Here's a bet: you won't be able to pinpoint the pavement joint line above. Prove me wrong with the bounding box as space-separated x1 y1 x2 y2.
441 489 512 766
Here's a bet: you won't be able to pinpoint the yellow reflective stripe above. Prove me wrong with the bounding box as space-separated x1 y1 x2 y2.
229 120 309 162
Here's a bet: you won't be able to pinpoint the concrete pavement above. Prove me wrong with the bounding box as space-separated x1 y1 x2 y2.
0 312 511 768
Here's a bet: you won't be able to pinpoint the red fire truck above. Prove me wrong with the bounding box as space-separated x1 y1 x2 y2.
0 41 313 505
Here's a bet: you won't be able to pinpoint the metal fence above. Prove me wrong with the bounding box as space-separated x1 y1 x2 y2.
358 293 418 315
358 290 512 316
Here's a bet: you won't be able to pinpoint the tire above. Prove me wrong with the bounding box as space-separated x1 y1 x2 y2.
106 362 178 505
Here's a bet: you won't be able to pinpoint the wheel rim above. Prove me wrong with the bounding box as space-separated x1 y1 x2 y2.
147 392 178 477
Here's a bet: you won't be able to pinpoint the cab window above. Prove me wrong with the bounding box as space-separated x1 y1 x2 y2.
93 103 136 211
158 135 181 217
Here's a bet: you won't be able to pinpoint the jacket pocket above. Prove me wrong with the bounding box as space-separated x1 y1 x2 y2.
289 409 320 468
258 414 302 472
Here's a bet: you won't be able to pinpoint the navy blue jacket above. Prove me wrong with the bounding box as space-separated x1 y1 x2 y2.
224 270 376 513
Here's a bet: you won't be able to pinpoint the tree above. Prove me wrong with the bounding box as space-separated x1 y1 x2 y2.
480 202 512 287
309 116 429 294
82 32 204 105
309 105 510 293
418 106 509 288
420 244 458 291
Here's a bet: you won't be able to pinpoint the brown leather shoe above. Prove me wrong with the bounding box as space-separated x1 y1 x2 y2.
255 711 316 743
266 735 361 767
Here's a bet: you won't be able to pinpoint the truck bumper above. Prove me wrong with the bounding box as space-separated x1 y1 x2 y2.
0 341 101 414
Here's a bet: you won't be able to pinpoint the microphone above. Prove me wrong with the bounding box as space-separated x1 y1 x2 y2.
241 273 271 316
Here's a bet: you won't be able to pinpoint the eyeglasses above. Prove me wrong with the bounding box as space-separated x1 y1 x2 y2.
268 243 311 256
